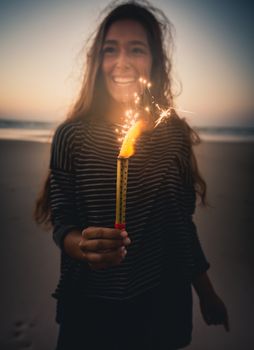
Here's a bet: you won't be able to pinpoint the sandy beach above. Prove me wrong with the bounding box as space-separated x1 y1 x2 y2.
0 138 253 349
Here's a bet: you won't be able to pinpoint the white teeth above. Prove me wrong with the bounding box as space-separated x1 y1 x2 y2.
113 77 136 84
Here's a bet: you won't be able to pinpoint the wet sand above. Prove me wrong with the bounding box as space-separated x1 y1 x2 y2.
0 139 253 349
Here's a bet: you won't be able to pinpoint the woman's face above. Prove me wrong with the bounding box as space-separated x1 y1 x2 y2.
101 19 152 104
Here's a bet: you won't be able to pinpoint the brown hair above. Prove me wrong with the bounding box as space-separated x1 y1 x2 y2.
34 0 209 228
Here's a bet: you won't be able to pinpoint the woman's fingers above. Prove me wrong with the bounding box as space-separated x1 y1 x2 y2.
81 246 127 265
79 237 130 253
201 296 230 332
223 312 230 332
82 227 126 240
79 227 130 269
204 304 229 332
214 307 230 331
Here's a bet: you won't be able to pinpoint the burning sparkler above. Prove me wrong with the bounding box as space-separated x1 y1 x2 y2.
115 119 147 229
115 77 194 230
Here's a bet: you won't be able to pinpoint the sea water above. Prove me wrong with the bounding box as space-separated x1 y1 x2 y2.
0 119 254 143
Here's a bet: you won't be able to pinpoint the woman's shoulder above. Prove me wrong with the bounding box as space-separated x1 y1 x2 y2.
53 118 86 137
166 114 187 136
52 118 89 148
166 114 190 144
164 114 195 165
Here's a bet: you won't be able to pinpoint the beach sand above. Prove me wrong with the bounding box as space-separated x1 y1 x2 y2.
0 139 253 349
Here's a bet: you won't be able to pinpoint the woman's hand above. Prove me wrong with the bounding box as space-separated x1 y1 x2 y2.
63 227 131 269
79 227 131 270
199 291 230 332
192 272 230 332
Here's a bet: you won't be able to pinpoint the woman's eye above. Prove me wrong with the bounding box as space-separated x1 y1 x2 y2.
132 47 145 54
102 47 116 54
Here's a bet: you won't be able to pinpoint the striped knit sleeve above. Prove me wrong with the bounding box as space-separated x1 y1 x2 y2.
182 169 211 281
49 122 81 249
176 128 211 281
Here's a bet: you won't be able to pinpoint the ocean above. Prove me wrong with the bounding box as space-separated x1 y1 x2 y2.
0 119 254 143
0 119 58 143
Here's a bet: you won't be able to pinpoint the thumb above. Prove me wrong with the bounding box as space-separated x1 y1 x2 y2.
223 316 230 332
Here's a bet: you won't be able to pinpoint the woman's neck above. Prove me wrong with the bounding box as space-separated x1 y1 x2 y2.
104 99 154 134
105 99 133 124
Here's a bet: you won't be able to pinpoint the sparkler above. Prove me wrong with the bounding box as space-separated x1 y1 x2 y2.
115 157 128 230
114 77 194 230
115 119 146 229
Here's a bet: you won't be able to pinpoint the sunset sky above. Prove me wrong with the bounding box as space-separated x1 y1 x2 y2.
0 0 253 127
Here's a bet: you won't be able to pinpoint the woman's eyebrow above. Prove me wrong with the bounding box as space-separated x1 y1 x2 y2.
128 40 148 47
103 39 148 47
103 40 118 45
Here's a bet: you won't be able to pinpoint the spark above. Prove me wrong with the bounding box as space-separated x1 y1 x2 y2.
154 105 172 127
154 104 195 127
115 76 194 147
175 106 195 115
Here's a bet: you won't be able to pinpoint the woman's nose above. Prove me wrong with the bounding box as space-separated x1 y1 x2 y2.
115 49 131 69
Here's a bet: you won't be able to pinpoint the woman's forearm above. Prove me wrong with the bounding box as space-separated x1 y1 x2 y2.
192 271 216 299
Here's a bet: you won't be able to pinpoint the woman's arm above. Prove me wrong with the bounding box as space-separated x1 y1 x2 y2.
176 136 230 332
192 271 215 299
192 271 230 332
62 229 84 261
49 122 82 249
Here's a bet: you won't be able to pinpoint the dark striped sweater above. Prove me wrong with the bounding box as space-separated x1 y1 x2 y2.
49 115 210 302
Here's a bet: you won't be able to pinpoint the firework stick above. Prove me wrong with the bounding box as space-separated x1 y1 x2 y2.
115 157 129 230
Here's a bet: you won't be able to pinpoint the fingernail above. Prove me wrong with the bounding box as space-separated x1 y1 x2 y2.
122 249 127 256
121 231 128 237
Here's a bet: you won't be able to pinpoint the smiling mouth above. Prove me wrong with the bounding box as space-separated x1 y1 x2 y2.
112 77 136 85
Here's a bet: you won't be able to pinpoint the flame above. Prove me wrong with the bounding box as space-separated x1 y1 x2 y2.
119 119 146 158
116 76 195 157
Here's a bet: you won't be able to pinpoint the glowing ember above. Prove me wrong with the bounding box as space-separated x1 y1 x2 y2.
119 119 146 158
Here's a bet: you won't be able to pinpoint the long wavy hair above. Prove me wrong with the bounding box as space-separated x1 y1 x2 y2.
34 0 209 228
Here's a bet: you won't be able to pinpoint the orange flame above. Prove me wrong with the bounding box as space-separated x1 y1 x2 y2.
119 119 146 158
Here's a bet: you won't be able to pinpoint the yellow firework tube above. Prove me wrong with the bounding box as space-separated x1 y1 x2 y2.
115 157 129 230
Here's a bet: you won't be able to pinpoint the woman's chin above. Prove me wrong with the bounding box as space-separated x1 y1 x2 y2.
111 93 135 105
109 84 142 104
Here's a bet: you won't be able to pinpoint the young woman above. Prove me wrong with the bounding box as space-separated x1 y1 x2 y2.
35 1 229 349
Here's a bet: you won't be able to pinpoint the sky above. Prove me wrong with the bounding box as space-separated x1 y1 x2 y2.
0 0 253 127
